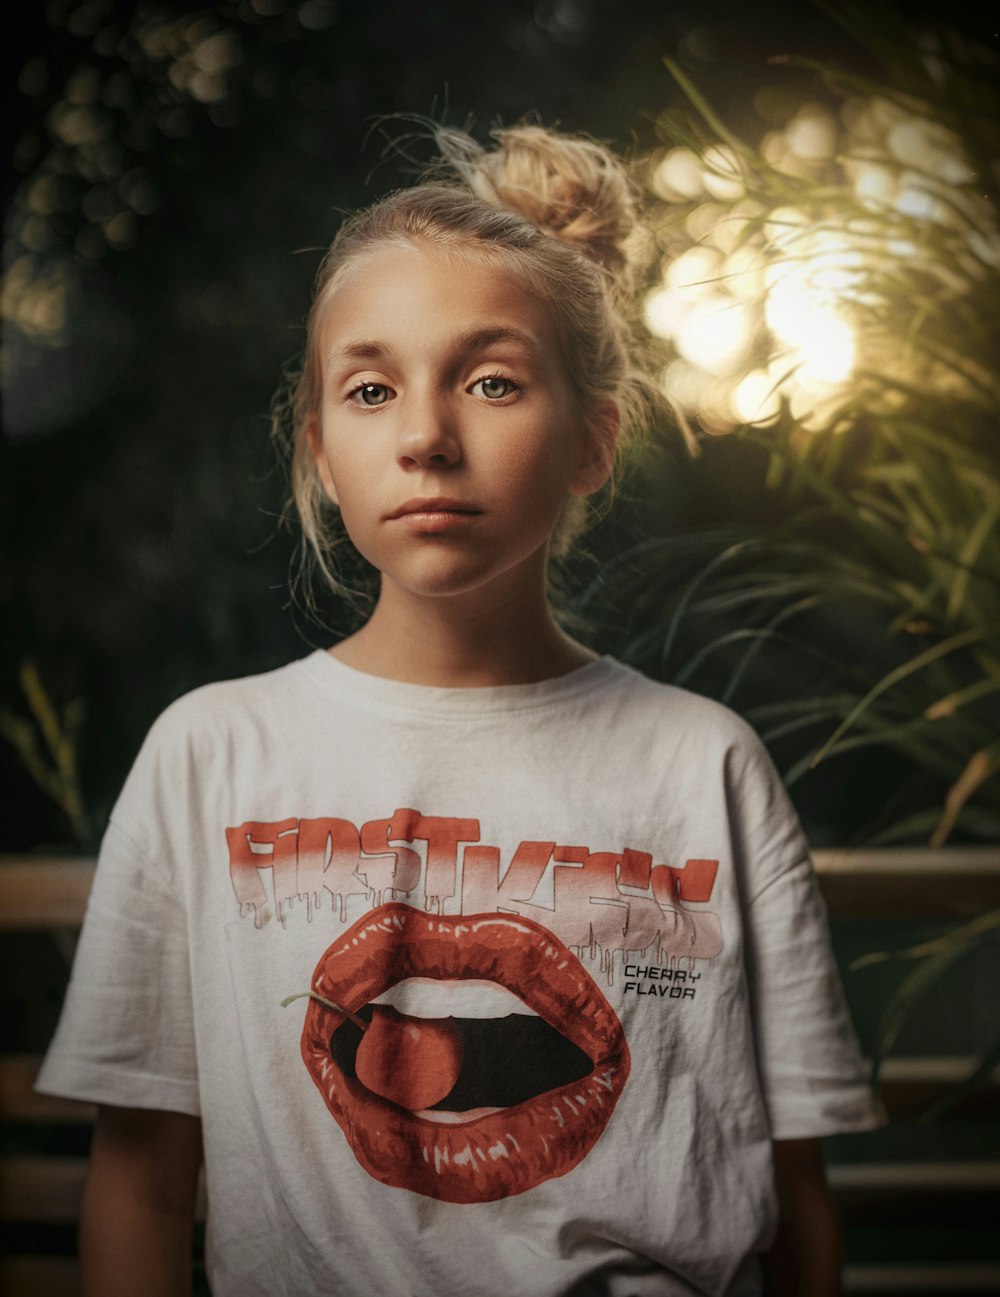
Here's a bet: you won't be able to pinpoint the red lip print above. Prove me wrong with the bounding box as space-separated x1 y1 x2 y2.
299 903 631 1203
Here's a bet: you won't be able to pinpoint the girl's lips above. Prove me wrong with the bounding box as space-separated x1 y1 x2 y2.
299 903 631 1204
393 510 483 534
387 496 482 517
386 499 484 534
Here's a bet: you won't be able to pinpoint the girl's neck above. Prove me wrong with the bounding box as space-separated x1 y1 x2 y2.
328 580 596 688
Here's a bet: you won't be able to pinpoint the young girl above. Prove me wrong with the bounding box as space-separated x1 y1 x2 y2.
38 123 880 1297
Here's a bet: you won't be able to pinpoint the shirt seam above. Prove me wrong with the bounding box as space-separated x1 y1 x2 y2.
296 653 630 721
105 816 188 915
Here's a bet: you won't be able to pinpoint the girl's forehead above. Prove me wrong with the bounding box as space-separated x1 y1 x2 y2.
318 240 556 348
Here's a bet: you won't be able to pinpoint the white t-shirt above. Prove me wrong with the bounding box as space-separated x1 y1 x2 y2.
38 652 880 1297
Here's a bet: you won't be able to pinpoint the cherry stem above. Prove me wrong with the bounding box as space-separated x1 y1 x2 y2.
280 990 369 1033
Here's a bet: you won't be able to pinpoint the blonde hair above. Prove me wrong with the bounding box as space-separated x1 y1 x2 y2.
277 122 657 598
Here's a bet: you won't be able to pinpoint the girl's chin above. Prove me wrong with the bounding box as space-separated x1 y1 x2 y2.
375 555 548 606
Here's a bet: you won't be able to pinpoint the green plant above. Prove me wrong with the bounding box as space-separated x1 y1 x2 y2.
851 911 1000 1121
599 0 1000 848
0 659 91 846
578 0 1000 1110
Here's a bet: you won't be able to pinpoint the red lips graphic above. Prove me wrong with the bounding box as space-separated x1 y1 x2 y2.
299 903 631 1203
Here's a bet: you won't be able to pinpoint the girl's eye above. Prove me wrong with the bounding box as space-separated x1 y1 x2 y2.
350 382 393 407
471 375 518 401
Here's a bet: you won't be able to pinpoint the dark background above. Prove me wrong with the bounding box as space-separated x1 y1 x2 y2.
1 0 991 852
4 7 999 1285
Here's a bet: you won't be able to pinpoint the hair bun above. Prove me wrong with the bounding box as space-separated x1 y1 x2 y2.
435 124 637 278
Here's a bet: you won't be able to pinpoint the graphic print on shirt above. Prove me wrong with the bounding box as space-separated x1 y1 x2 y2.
226 809 723 1203
227 808 723 973
297 903 630 1202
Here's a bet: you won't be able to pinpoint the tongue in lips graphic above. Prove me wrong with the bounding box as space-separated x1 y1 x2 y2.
298 902 631 1203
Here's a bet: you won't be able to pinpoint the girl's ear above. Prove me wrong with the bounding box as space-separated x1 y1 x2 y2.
569 401 620 497
307 417 339 506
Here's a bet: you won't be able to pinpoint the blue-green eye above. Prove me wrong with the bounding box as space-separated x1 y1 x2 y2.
351 382 392 407
472 375 517 400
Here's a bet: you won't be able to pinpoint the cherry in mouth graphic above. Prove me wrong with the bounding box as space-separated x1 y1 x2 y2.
353 1005 465 1110
336 1003 593 1113
298 904 631 1203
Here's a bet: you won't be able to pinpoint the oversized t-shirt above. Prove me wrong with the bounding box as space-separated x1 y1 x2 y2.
37 652 880 1297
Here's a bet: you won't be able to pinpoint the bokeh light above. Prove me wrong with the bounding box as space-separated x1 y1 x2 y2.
642 84 1000 436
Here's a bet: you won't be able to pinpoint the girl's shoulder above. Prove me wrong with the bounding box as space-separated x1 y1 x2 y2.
604 659 794 807
605 656 764 745
137 651 321 757
108 653 323 829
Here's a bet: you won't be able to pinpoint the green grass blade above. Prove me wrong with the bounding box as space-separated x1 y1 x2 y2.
862 930 988 1087
917 1028 1000 1125
661 56 753 158
946 496 1000 623
811 624 1000 768
925 673 1000 721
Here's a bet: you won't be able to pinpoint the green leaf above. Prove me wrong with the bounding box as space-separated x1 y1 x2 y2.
811 624 1000 768
862 915 999 1086
852 909 1000 972
661 57 754 159
866 805 1000 845
946 496 1000 623
917 1029 1000 1125
925 673 1000 721
722 596 823 704
658 538 767 671
931 738 1000 847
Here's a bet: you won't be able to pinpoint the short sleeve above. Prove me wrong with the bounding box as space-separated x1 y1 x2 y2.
34 818 201 1116
734 737 884 1139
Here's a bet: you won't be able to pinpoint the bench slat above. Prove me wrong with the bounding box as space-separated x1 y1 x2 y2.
814 847 1000 918
3 848 999 929
829 1161 1000 1191
0 1056 95 1123
0 1257 79 1297
4 1257 1000 1297
843 1263 1000 1293
0 860 95 930
0 1156 86 1223
5 1052 995 1123
0 1156 208 1222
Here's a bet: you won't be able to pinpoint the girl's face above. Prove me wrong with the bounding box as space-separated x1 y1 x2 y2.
311 242 613 607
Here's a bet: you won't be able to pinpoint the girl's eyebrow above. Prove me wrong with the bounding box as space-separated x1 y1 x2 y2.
325 325 541 372
452 325 541 358
325 339 391 369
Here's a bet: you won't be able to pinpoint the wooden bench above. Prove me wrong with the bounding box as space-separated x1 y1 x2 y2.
2 849 999 1295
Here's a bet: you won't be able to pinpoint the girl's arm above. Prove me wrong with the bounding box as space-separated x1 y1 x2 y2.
761 1137 843 1297
80 1104 203 1297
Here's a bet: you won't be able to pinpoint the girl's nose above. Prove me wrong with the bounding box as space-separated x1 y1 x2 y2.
396 398 461 470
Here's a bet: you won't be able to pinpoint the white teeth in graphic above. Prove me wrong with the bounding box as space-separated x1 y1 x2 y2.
370 977 537 1019
413 1106 504 1123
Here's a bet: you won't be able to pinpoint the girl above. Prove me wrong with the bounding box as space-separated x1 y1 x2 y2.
38 123 880 1297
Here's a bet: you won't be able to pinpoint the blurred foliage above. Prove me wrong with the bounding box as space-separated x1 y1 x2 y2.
0 661 90 844
851 909 1000 1116
579 0 1000 1104
584 0 1000 848
4 0 721 849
